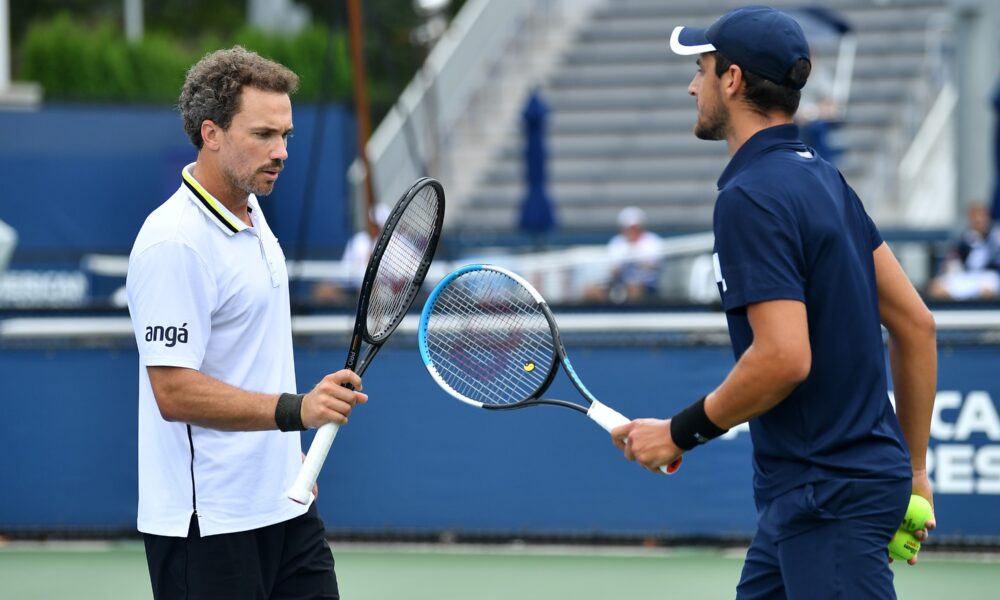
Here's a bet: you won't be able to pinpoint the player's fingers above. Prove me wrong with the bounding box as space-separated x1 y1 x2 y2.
925 517 937 531
353 391 369 405
328 384 363 405
324 370 362 390
329 397 354 417
310 397 352 425
341 370 362 390
611 422 633 440
635 453 659 472
623 443 636 462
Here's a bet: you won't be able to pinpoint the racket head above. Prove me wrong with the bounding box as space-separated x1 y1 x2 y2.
418 264 560 409
354 177 444 351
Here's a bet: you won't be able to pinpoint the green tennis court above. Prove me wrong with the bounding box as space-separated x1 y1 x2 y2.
2 542 998 599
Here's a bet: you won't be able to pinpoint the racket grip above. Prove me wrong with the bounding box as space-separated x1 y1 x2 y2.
587 400 631 432
587 401 682 475
286 422 340 504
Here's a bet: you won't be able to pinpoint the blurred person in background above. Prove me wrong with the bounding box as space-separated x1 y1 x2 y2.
796 57 843 165
313 204 390 304
928 203 1000 300
0 218 16 275
585 206 663 303
127 47 363 600
613 7 937 599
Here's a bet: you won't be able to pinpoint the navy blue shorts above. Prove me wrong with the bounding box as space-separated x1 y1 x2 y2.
144 503 338 600
736 478 910 600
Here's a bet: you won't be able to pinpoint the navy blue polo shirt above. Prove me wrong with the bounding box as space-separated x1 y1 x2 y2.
712 124 911 501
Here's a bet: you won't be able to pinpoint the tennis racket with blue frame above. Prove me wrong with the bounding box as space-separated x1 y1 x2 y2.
418 264 681 474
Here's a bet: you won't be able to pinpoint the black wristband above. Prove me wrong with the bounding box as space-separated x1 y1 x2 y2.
670 396 728 451
275 393 306 432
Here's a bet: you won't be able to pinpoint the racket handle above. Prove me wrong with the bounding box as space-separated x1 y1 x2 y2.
286 422 341 504
587 401 682 475
587 400 631 432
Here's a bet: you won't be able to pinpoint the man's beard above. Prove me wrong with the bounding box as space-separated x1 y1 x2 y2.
223 162 281 198
694 101 729 141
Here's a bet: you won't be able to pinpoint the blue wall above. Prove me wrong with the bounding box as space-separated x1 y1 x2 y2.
0 104 356 264
2 335 999 541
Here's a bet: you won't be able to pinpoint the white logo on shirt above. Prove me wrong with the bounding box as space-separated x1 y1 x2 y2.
713 253 727 292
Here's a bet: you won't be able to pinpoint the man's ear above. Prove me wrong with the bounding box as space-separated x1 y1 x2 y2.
201 120 222 151
721 64 743 100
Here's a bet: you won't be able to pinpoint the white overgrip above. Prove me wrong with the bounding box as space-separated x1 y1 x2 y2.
286 422 340 504
587 400 676 475
587 400 630 433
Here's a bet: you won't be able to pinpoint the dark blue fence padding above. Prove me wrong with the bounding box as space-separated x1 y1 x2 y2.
0 347 140 531
0 104 355 263
1 338 999 540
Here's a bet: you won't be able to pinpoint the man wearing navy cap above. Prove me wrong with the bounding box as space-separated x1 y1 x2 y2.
612 6 938 598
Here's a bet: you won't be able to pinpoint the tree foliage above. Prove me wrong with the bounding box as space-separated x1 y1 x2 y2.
12 0 465 117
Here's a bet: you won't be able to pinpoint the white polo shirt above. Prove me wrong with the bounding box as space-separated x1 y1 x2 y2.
127 164 308 537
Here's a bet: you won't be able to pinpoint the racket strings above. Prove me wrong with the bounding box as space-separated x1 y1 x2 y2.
424 270 555 405
367 186 440 341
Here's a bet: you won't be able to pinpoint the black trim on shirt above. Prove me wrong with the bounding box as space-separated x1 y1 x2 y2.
182 178 240 234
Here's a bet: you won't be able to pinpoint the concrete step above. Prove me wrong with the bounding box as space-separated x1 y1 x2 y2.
597 0 946 17
457 200 716 231
549 56 925 88
479 150 870 186
577 7 946 43
541 104 897 131
564 30 932 67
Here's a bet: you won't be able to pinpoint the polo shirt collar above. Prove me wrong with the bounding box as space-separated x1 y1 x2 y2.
717 123 803 189
181 163 251 236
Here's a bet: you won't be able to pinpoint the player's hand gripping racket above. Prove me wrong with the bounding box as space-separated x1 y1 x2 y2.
417 264 681 474
287 177 445 504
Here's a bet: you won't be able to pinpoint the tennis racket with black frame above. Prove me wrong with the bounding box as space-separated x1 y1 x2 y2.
287 177 445 504
417 264 681 474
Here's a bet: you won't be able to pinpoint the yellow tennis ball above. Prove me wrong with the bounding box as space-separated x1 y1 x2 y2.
888 529 921 562
900 495 933 532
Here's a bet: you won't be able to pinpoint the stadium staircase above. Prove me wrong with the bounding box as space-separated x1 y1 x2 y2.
450 0 951 238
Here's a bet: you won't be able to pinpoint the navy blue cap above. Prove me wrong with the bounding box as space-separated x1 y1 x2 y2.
670 6 811 89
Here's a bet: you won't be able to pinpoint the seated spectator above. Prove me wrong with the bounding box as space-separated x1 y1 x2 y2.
312 204 390 305
928 203 1000 300
585 207 663 303
0 218 16 275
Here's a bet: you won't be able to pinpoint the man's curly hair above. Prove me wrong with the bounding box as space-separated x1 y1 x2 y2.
178 46 300 149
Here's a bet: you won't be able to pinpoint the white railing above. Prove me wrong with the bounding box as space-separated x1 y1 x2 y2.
866 10 954 225
6 310 1000 341
77 231 716 304
897 82 958 227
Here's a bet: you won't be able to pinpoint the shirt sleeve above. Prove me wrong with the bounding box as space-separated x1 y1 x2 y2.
860 197 884 251
127 240 216 369
714 186 806 312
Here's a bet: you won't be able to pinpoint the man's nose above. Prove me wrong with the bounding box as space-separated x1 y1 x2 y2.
272 143 288 161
